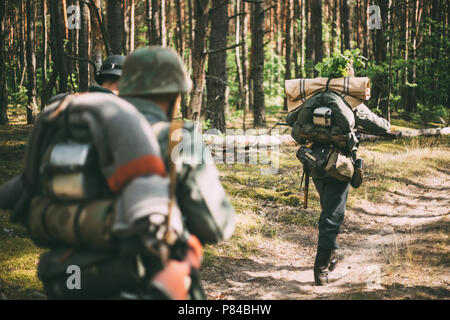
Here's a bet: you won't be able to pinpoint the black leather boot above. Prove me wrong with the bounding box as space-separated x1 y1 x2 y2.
313 247 333 286
328 249 339 272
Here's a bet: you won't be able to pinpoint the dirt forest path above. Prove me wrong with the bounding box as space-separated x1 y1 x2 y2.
200 169 450 300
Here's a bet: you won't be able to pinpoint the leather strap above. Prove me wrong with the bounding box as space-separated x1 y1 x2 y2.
165 120 184 245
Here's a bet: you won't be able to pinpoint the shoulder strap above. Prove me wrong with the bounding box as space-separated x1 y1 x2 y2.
164 120 184 245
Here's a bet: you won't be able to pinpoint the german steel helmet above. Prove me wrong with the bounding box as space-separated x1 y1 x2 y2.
119 46 192 97
95 55 126 84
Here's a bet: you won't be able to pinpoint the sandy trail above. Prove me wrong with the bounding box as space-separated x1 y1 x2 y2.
201 169 450 299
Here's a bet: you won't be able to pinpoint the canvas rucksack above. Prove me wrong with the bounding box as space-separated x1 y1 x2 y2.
287 91 362 197
16 93 202 299
287 90 359 153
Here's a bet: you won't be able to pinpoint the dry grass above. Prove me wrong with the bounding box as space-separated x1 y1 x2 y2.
0 105 449 299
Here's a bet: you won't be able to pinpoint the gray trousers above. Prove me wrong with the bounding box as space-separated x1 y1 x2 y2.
312 176 350 250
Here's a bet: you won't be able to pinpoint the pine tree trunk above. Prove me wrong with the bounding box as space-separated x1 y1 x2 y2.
206 0 228 133
0 0 8 124
57 0 69 93
189 0 210 122
284 0 293 110
431 0 441 106
130 0 135 51
251 0 266 127
19 1 26 87
107 0 123 54
175 0 188 118
342 0 351 50
241 0 250 114
123 0 130 54
363 0 369 59
146 0 151 44
305 0 314 76
331 0 338 53
235 0 244 111
406 0 418 113
65 0 75 90
175 0 184 57
293 0 300 78
40 0 48 110
386 0 393 123
311 0 323 75
274 2 281 56
150 0 160 44
26 0 38 123
79 0 90 92
187 0 194 76
160 0 167 47
371 0 388 111
90 0 104 81
44 0 59 103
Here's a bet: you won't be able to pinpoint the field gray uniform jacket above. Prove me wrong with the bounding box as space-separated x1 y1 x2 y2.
122 97 236 244
8 93 183 238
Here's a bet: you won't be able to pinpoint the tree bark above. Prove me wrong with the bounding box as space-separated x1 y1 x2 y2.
79 0 90 92
240 0 250 128
187 0 194 76
26 0 38 123
250 0 266 127
130 0 135 51
89 0 104 81
146 0 152 44
150 0 161 44
56 0 69 93
40 0 48 110
371 0 388 111
284 0 293 110
19 1 26 86
206 0 229 133
331 0 338 53
123 0 130 54
235 0 244 111
0 0 8 124
160 0 167 47
311 0 323 75
188 0 210 122
342 0 351 50
305 0 314 76
107 0 123 54
405 0 418 113
175 0 184 57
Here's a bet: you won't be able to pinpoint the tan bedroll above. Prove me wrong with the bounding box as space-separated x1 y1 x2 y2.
285 77 371 113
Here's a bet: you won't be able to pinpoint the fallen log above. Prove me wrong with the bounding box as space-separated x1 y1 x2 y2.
203 127 449 147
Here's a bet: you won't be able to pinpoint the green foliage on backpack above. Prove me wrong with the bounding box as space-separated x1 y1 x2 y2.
315 49 367 78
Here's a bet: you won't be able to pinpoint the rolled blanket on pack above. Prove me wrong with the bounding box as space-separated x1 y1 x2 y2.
65 93 183 236
285 77 371 113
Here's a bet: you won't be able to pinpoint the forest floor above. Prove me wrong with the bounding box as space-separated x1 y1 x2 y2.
0 106 449 300
201 137 450 300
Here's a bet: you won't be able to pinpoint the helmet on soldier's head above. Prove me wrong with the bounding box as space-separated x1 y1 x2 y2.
95 55 126 85
119 46 192 97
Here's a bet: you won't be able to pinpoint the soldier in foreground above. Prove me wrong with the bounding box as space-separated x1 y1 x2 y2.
119 46 237 241
0 47 235 299
118 46 237 297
